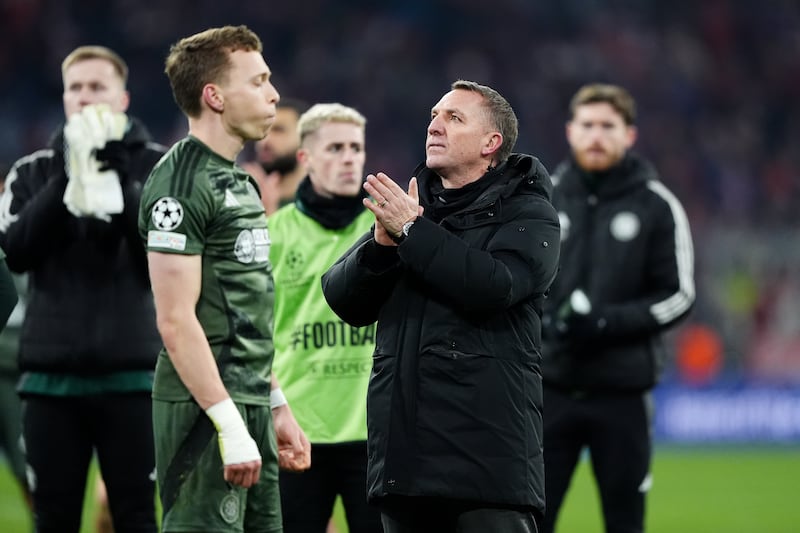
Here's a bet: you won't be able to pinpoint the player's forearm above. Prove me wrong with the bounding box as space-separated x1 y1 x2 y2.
157 307 260 473
158 315 229 409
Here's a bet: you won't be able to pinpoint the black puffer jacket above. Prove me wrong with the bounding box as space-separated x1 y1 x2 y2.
322 154 561 513
542 153 695 392
0 119 165 374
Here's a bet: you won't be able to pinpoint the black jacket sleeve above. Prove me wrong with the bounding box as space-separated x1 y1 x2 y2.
0 258 18 330
397 207 561 315
0 156 73 272
111 141 165 281
321 230 402 327
594 192 695 341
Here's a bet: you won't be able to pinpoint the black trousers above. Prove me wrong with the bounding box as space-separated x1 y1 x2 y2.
279 440 382 533
542 386 653 533
22 393 156 533
379 496 540 533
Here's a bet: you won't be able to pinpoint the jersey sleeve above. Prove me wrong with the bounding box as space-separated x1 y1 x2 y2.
138 167 216 256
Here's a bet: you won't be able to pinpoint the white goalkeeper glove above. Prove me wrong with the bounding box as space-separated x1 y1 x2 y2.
205 398 262 466
63 104 128 220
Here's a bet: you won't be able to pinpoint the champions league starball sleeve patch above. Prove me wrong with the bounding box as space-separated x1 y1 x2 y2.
147 196 188 250
151 196 184 231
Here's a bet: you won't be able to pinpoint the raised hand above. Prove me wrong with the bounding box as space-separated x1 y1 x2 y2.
363 174 422 245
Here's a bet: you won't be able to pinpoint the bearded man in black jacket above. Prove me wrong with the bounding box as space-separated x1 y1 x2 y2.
322 80 561 533
0 46 163 532
540 84 695 533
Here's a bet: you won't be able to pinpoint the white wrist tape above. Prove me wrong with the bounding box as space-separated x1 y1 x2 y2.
205 398 261 466
270 388 288 409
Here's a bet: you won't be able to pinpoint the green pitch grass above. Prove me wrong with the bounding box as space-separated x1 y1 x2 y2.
0 458 103 532
555 447 799 533
0 447 797 532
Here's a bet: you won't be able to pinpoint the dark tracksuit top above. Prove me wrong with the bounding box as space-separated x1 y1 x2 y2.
542 153 695 393
0 119 164 375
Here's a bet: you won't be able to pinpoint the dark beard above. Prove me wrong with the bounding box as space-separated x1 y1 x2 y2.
261 153 298 175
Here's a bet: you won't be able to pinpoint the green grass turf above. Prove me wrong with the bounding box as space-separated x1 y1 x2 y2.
554 447 800 533
0 458 102 532
0 448 797 532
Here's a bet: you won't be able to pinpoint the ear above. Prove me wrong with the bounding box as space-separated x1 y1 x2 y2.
565 121 574 144
202 84 224 113
624 125 638 149
296 147 310 167
481 132 503 157
119 90 131 113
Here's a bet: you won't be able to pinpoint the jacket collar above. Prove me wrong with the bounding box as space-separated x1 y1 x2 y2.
415 153 550 215
48 116 154 153
553 152 659 199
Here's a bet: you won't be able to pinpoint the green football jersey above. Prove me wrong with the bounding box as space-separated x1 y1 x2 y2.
269 205 375 443
139 136 274 405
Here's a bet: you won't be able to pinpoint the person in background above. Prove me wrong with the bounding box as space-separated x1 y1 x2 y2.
269 102 382 533
540 83 695 533
0 272 25 505
242 98 309 215
0 167 27 513
322 80 561 532
139 25 310 532
0 45 164 532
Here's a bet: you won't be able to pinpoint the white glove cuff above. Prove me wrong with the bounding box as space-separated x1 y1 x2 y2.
205 398 261 465
270 388 288 410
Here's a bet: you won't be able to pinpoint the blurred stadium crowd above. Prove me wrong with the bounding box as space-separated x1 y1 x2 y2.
1 0 798 383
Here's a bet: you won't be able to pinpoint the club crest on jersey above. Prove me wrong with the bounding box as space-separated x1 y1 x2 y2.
234 228 270 264
151 197 184 231
234 230 256 263
610 211 640 241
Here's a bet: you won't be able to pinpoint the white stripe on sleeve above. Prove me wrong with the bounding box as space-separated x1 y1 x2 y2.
647 181 695 324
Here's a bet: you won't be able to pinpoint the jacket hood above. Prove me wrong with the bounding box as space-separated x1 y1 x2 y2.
504 153 553 200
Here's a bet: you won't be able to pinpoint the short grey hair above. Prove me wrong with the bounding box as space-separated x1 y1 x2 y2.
451 80 518 163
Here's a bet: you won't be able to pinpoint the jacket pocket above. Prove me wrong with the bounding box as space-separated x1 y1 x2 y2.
414 351 532 497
